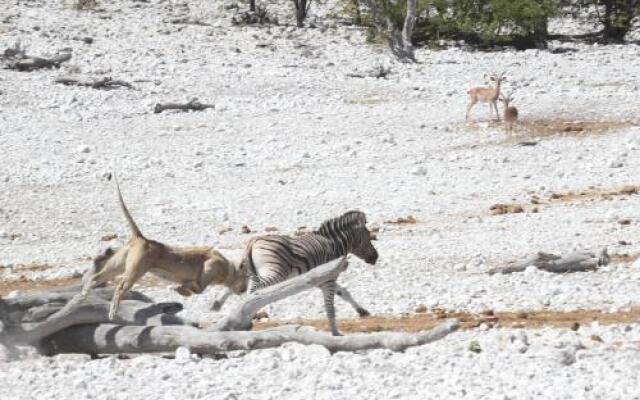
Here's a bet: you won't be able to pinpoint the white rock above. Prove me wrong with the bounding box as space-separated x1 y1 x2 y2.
524 265 539 275
175 346 192 363
554 347 577 366
609 160 624 168
411 166 428 176
73 378 88 390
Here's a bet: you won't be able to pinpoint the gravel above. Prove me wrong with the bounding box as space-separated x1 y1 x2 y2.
1 0 640 398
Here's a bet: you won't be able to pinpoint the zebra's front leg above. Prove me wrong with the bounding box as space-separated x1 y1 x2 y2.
320 280 341 336
335 284 370 318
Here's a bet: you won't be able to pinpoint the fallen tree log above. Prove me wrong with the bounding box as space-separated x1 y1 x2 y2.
488 247 609 274
2 257 461 356
169 17 211 26
55 75 134 89
214 257 349 332
41 319 460 355
347 65 391 79
1 298 185 346
6 52 72 71
154 98 215 114
2 287 152 311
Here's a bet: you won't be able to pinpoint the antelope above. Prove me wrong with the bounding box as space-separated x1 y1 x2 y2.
499 93 519 134
466 72 506 122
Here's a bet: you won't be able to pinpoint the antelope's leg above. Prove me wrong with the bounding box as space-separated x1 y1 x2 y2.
465 100 476 121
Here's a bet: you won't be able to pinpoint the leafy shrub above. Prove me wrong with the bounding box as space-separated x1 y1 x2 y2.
595 0 640 42
347 0 560 49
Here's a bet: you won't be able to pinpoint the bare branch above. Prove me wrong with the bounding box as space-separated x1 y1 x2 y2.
154 98 215 114
214 257 349 332
2 298 185 346
487 248 609 275
55 76 135 90
6 52 72 71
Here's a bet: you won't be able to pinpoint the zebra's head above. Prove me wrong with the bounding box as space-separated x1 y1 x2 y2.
316 210 379 265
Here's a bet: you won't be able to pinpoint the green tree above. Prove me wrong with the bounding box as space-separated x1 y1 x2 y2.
597 0 640 42
349 0 560 49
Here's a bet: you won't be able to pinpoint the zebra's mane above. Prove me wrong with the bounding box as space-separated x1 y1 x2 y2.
314 210 367 237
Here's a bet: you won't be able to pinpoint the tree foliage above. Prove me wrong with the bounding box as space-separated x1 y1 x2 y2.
348 0 561 49
596 0 640 41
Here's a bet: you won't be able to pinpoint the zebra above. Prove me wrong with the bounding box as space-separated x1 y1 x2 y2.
241 210 379 336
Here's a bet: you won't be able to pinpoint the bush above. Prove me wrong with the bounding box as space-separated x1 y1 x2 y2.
561 0 640 42
597 0 640 42
350 0 560 49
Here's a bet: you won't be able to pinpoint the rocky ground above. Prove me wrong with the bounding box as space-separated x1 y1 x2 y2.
1 0 640 398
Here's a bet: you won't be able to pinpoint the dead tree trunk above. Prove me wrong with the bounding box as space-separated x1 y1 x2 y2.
6 52 72 71
0 287 183 347
487 248 609 274
400 0 416 60
2 258 460 356
55 76 134 90
3 299 185 346
42 319 460 355
214 257 349 331
365 0 417 62
154 98 215 114
292 0 309 28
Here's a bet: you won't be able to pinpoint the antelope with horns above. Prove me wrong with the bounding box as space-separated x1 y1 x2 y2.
465 71 507 122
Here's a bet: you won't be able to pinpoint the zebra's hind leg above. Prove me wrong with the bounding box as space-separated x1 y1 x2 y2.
320 280 341 336
247 273 262 294
335 284 370 317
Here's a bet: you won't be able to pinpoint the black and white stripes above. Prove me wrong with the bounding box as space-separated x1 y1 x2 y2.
241 210 378 335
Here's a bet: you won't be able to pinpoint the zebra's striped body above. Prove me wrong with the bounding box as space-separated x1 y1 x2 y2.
242 211 378 335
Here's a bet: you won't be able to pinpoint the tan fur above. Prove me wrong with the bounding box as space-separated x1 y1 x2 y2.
499 93 519 135
466 72 506 122
83 178 246 320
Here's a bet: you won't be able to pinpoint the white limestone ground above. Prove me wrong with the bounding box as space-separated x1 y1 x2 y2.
1 0 640 398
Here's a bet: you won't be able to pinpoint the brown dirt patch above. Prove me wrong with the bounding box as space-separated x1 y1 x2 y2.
0 276 81 296
489 203 526 215
611 252 640 264
384 215 418 225
0 262 56 272
511 118 634 140
485 184 640 219
463 117 635 143
255 308 640 333
0 270 178 296
101 233 118 241
544 185 640 205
